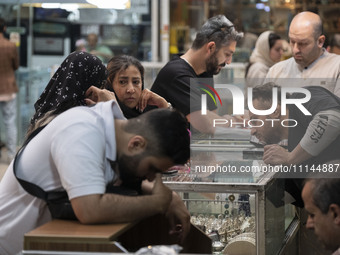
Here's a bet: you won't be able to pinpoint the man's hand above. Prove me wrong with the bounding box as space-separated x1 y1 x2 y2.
165 191 191 244
137 89 168 112
151 173 173 214
263 144 289 165
85 86 116 105
142 176 191 243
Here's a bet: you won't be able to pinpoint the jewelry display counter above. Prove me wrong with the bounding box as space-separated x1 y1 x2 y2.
23 215 211 254
164 137 299 255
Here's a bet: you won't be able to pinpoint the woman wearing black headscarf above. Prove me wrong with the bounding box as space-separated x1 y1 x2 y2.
27 51 107 135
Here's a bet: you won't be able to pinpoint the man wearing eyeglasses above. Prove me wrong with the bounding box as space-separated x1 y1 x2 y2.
151 15 243 134
265 11 340 97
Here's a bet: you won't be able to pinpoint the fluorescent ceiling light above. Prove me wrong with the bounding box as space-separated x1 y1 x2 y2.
60 4 79 11
41 3 79 10
86 0 130 9
41 3 60 8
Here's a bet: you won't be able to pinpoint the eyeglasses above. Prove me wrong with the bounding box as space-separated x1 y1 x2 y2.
208 25 234 38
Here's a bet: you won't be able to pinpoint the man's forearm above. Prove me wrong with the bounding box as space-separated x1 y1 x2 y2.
288 144 313 165
71 174 173 224
71 193 170 224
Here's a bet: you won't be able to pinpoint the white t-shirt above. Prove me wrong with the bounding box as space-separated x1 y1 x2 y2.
265 49 340 97
0 101 124 255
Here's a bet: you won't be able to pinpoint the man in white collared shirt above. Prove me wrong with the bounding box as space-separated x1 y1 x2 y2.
0 101 191 255
265 11 340 97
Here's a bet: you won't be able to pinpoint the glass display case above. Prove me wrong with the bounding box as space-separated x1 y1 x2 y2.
164 135 299 255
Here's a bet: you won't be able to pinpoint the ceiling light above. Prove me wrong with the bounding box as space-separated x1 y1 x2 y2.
86 0 130 9
60 4 79 11
41 3 60 9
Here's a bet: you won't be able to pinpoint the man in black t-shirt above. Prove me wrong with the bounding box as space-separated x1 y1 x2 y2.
250 83 340 206
151 15 243 134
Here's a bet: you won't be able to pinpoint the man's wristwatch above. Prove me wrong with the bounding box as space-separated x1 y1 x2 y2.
167 102 173 109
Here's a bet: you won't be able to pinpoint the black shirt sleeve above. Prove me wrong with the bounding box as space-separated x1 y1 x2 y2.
151 57 217 116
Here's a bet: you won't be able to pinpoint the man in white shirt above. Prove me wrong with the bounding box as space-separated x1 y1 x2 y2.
266 11 340 97
0 101 190 255
302 176 340 255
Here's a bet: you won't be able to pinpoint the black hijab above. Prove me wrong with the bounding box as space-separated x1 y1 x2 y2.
31 51 107 124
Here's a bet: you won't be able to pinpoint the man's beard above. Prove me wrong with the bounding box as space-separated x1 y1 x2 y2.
111 153 146 190
206 53 226 75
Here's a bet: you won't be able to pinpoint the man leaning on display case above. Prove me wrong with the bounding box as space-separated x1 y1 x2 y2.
249 83 340 207
0 102 191 255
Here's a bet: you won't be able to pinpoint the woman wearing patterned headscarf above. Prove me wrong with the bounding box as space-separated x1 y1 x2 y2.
27 51 107 135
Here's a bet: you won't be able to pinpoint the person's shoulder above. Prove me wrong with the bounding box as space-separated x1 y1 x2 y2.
271 57 294 70
246 62 268 80
301 86 340 112
159 57 193 75
165 56 186 67
303 85 338 96
98 44 112 51
61 102 114 118
293 86 340 106
47 107 100 136
58 105 98 121
0 37 16 48
323 50 340 62
249 61 268 71
266 58 295 77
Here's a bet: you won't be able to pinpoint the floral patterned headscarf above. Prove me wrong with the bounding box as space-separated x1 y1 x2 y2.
31 51 107 124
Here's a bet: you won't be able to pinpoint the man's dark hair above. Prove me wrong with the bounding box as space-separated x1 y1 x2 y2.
192 15 243 50
124 108 190 164
307 176 340 214
329 34 340 48
0 18 5 33
252 82 282 104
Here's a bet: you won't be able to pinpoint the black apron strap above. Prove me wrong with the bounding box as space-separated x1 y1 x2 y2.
13 125 64 202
